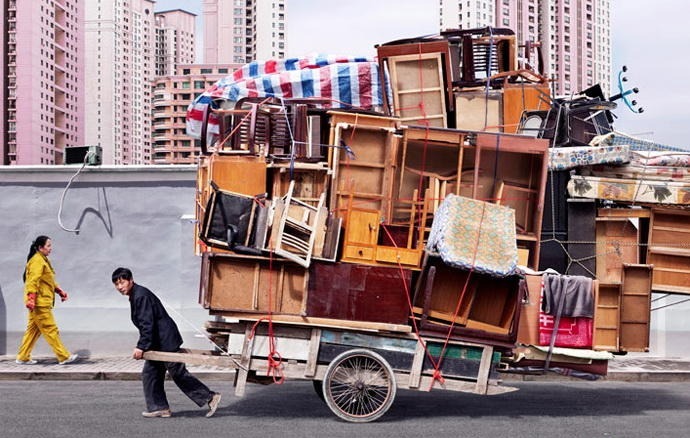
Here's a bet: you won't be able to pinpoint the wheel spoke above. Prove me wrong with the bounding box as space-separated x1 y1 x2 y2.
324 350 396 422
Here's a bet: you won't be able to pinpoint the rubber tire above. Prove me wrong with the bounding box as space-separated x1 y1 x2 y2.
322 349 396 423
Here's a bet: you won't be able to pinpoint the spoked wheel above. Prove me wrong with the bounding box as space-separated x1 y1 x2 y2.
322 349 396 423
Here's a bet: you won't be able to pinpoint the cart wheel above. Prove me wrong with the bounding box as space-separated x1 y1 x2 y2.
312 380 325 402
322 349 396 423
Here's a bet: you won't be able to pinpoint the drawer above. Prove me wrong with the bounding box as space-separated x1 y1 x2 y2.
343 244 375 261
375 246 421 267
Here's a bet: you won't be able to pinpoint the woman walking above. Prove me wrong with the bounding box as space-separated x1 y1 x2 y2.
16 235 78 365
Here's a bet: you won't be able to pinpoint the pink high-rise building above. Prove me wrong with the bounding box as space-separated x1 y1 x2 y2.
155 9 197 77
1 0 85 165
204 0 287 64
439 0 611 96
84 0 156 165
153 64 240 164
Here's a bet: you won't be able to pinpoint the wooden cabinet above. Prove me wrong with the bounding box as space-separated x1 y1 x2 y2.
413 257 521 347
393 128 548 269
471 133 549 268
592 265 652 352
199 253 307 315
341 209 379 263
647 208 690 294
328 111 399 220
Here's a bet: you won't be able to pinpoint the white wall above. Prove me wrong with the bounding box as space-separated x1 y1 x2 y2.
0 165 211 357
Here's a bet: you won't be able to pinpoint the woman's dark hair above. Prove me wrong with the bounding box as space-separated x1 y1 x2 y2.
27 235 50 262
24 235 50 282
112 267 133 283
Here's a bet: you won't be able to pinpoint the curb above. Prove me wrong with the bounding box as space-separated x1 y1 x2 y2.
0 370 236 381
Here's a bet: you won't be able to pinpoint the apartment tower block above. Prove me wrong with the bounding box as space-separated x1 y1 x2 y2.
1 0 85 165
204 0 287 64
439 0 611 96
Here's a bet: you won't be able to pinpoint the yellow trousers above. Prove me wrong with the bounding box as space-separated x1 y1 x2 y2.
17 307 71 363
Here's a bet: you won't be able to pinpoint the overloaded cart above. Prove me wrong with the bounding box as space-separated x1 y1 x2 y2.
146 318 516 422
156 27 690 421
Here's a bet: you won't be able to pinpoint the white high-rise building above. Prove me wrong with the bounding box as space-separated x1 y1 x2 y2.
440 0 495 30
204 0 287 64
84 0 156 165
439 0 612 96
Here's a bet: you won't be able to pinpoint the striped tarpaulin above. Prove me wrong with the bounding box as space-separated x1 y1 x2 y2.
186 56 387 141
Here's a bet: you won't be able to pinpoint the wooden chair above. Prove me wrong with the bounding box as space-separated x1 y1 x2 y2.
273 180 326 267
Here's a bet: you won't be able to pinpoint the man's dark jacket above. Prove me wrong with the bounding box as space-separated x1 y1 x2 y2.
129 283 183 352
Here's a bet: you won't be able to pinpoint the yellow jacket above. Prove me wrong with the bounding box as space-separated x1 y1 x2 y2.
24 252 59 308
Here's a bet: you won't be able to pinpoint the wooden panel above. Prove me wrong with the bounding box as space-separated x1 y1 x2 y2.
595 218 639 284
593 282 620 351
517 274 541 345
467 282 518 334
647 208 690 294
388 53 447 127
619 264 652 352
306 262 411 325
502 83 550 134
455 90 502 132
204 255 306 315
209 154 267 195
414 259 475 326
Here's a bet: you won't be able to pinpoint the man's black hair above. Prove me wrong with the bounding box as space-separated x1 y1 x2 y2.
112 267 133 283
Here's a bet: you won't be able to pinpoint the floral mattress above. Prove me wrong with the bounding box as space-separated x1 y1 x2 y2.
426 194 518 276
567 175 690 205
548 145 631 171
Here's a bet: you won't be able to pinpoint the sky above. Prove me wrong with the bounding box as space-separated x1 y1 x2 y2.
154 0 690 148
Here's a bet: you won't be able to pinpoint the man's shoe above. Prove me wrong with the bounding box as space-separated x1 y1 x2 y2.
206 392 222 418
15 359 38 365
58 353 79 365
142 409 172 418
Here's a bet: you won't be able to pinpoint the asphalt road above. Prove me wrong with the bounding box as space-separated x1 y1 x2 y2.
2 380 689 438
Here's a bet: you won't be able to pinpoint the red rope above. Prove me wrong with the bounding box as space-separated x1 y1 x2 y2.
378 224 446 387
428 202 488 389
249 247 285 384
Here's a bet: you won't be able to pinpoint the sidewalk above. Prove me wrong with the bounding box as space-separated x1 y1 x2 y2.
2 354 690 382
0 355 235 381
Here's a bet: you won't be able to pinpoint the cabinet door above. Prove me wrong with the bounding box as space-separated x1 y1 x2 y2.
647 208 690 294
593 282 620 351
345 209 380 245
619 264 652 352
595 218 640 283
342 209 380 262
